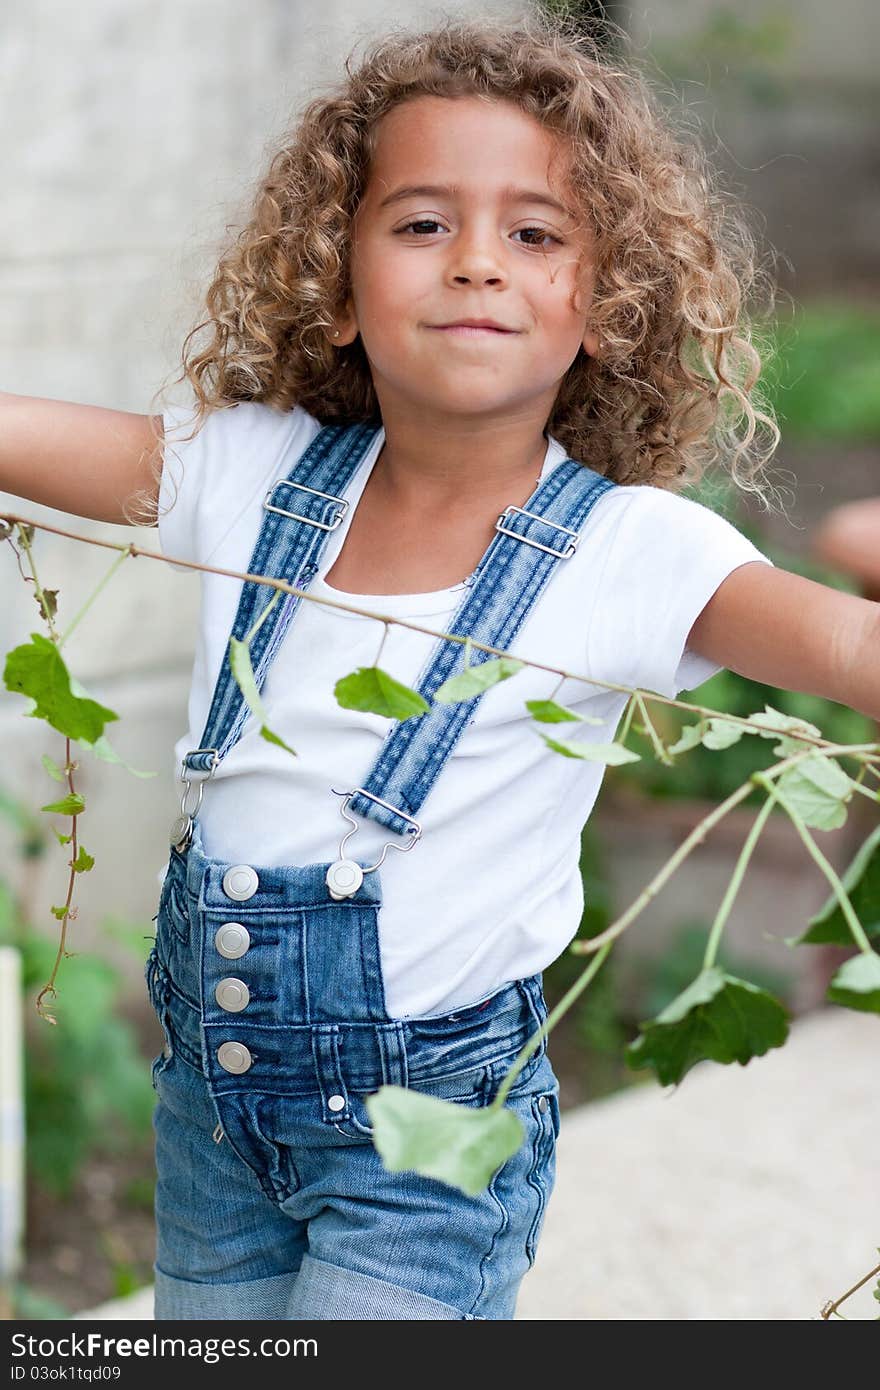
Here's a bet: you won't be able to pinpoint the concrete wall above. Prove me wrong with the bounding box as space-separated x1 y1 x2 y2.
623 0 880 294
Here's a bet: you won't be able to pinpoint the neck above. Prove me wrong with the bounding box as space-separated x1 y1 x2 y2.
371 412 551 513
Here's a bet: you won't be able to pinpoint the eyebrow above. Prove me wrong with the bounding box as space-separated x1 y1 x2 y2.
376 183 572 218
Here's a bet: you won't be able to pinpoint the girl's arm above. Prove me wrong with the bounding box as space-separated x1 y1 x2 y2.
687 561 880 723
0 392 162 525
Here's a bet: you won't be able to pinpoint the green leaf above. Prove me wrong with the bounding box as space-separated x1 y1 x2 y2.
42 754 65 782
667 721 705 756
746 704 823 757
525 699 604 726
790 822 880 946
625 966 789 1086
776 751 853 830
40 793 85 816
230 636 298 756
50 906 69 920
71 846 95 873
434 657 524 704
365 1086 525 1197
702 718 745 750
80 733 157 779
53 828 73 846
334 666 430 721
3 634 118 741
259 724 297 757
538 733 641 764
826 952 880 1014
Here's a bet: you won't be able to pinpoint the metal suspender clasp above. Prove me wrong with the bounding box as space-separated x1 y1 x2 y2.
170 748 219 852
495 505 580 559
263 480 349 532
325 787 422 900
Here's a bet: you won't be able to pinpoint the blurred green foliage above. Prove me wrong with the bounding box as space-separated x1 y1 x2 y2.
763 305 880 442
0 793 156 1201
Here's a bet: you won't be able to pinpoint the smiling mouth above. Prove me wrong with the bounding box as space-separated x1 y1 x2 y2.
427 325 518 336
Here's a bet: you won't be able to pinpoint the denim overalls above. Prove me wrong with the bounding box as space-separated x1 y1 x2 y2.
145 419 615 1320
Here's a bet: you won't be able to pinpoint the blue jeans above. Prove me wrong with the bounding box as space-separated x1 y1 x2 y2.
145 822 560 1320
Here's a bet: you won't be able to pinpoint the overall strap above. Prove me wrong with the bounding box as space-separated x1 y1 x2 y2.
175 419 381 796
343 461 617 848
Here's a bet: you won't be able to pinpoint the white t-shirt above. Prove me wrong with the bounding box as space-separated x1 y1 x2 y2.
157 400 773 1019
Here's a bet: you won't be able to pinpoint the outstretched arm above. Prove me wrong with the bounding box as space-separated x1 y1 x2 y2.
686 560 880 723
0 392 162 525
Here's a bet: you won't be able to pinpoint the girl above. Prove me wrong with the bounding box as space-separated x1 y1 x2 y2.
3 13 878 1321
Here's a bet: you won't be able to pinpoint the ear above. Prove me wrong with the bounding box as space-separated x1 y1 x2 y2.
581 325 600 359
328 295 359 347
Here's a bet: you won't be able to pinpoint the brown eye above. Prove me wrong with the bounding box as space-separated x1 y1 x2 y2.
514 227 562 249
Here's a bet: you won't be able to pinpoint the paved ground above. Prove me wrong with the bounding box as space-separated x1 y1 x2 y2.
76 1008 880 1321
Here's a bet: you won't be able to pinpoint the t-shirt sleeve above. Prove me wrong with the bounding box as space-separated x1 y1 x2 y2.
157 402 203 571
157 399 321 574
586 485 775 699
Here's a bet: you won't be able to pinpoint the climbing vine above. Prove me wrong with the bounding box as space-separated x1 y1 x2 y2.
3 509 879 1316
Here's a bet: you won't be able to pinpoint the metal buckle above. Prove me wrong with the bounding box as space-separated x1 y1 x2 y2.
263 480 349 531
170 748 219 851
495 505 579 559
325 787 422 900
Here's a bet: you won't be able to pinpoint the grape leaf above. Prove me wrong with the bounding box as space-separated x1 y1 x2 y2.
625 967 789 1086
826 952 880 1014
776 751 854 830
434 657 524 703
40 794 85 816
71 846 95 873
539 733 641 764
526 699 604 726
366 1085 525 1197
4 634 118 742
790 822 880 946
334 666 430 721
229 636 297 755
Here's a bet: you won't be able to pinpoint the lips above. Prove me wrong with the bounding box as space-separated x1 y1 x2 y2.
429 323 517 335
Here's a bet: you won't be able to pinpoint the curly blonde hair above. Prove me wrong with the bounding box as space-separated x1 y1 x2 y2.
135 8 786 526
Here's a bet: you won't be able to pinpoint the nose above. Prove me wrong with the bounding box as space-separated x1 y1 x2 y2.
446 222 507 287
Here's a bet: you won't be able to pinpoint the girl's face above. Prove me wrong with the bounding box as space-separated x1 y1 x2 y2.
334 94 600 425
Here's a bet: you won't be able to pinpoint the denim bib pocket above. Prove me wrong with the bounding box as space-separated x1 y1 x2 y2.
331 1060 494 1142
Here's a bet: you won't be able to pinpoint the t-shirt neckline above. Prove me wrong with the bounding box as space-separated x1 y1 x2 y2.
310 427 568 618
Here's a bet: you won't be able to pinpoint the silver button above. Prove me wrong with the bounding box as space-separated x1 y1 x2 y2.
215 922 251 959
327 1094 346 1112
215 977 250 1012
222 864 259 901
217 1041 252 1074
538 1095 549 1113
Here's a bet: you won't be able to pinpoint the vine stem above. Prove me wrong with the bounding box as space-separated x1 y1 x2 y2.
10 526 84 1018
752 772 874 954
490 941 613 1109
14 523 60 640
4 509 880 757
570 742 878 958
703 786 779 969
58 544 134 649
821 1258 880 1319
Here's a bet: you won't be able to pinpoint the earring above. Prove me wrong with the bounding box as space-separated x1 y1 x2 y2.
332 329 340 338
